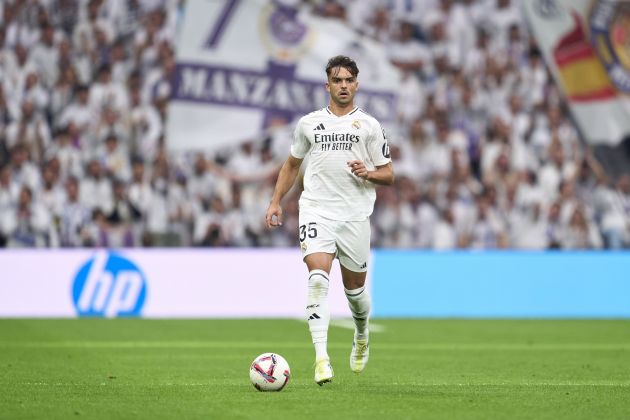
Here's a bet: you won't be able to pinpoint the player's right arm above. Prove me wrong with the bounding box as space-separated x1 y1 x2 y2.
266 116 310 228
265 154 303 228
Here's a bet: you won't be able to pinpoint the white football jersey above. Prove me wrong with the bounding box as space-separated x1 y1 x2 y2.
291 106 392 221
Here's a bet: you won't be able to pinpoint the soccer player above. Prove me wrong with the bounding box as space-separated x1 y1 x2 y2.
265 56 395 385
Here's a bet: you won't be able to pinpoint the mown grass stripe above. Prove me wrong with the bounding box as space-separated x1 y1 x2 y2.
1 341 629 350
4 382 630 387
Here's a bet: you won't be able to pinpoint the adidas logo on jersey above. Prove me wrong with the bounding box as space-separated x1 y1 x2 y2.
314 123 326 131
360 262 367 269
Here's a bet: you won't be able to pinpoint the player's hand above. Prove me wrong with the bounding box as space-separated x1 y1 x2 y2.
348 160 368 179
265 202 283 228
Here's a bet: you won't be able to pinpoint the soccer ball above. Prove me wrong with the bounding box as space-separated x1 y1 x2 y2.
249 353 291 392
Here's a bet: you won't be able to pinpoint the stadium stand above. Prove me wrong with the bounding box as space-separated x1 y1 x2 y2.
0 0 628 249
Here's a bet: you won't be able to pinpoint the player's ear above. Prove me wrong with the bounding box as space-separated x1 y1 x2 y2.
325 81 330 93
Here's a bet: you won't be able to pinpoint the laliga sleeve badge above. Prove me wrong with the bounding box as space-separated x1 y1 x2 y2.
382 143 391 158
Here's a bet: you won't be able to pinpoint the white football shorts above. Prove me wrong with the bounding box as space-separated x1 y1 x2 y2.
298 210 370 272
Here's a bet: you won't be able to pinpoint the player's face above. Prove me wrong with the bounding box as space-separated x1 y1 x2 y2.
326 66 358 106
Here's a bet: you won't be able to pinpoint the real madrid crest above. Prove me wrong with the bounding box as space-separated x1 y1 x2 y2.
590 0 630 94
258 2 315 64
352 120 361 130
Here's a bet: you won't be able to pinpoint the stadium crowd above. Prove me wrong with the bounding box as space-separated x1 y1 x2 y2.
0 0 629 249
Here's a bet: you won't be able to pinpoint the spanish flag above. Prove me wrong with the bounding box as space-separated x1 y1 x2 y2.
553 12 617 102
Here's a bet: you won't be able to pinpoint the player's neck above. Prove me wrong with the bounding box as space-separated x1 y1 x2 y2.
328 101 355 117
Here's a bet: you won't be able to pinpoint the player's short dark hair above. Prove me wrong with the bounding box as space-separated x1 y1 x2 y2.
325 55 359 78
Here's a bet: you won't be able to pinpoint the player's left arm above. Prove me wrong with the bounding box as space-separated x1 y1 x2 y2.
348 120 395 185
348 161 394 185
369 162 394 185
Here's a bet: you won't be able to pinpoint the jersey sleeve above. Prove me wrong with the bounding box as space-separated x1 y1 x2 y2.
290 118 311 159
367 120 392 167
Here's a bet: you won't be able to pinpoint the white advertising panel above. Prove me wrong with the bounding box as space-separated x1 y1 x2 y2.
0 249 367 318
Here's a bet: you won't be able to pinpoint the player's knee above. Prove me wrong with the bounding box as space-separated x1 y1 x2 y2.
308 269 329 295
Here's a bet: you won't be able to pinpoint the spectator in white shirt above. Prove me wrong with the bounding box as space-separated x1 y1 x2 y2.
512 200 547 249
58 84 93 140
88 63 129 115
425 119 454 178
0 82 12 144
414 184 439 248
19 70 50 114
186 153 218 204
0 185 56 247
92 105 130 153
519 47 547 108
127 83 162 160
49 62 78 121
167 172 194 246
3 4 39 49
134 9 172 72
5 99 51 162
538 139 576 205
38 160 65 220
388 20 431 77
127 157 153 226
105 178 138 246
396 69 425 128
9 144 41 190
485 0 522 50
193 195 227 247
141 41 174 105
46 127 83 182
58 176 92 246
98 133 131 181
560 205 603 250
464 190 508 249
387 0 431 25
432 206 458 249
73 0 114 58
0 164 19 213
79 158 113 214
599 175 630 249
28 23 60 89
109 39 133 85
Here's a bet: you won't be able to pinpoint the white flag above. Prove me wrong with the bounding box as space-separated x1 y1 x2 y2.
167 0 401 152
523 0 630 145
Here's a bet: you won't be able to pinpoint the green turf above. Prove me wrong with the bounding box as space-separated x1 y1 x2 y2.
0 319 629 420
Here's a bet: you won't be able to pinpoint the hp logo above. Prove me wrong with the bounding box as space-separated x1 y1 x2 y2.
72 252 147 318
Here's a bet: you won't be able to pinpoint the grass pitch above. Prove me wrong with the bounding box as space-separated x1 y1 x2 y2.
0 319 628 420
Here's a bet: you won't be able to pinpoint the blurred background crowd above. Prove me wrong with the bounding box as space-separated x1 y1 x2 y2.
0 0 628 250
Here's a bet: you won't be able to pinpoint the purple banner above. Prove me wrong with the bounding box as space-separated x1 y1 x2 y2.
171 62 398 122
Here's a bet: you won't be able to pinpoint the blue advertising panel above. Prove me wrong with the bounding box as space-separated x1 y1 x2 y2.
372 251 630 318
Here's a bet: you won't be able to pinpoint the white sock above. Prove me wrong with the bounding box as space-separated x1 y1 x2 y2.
306 269 330 360
344 285 370 340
